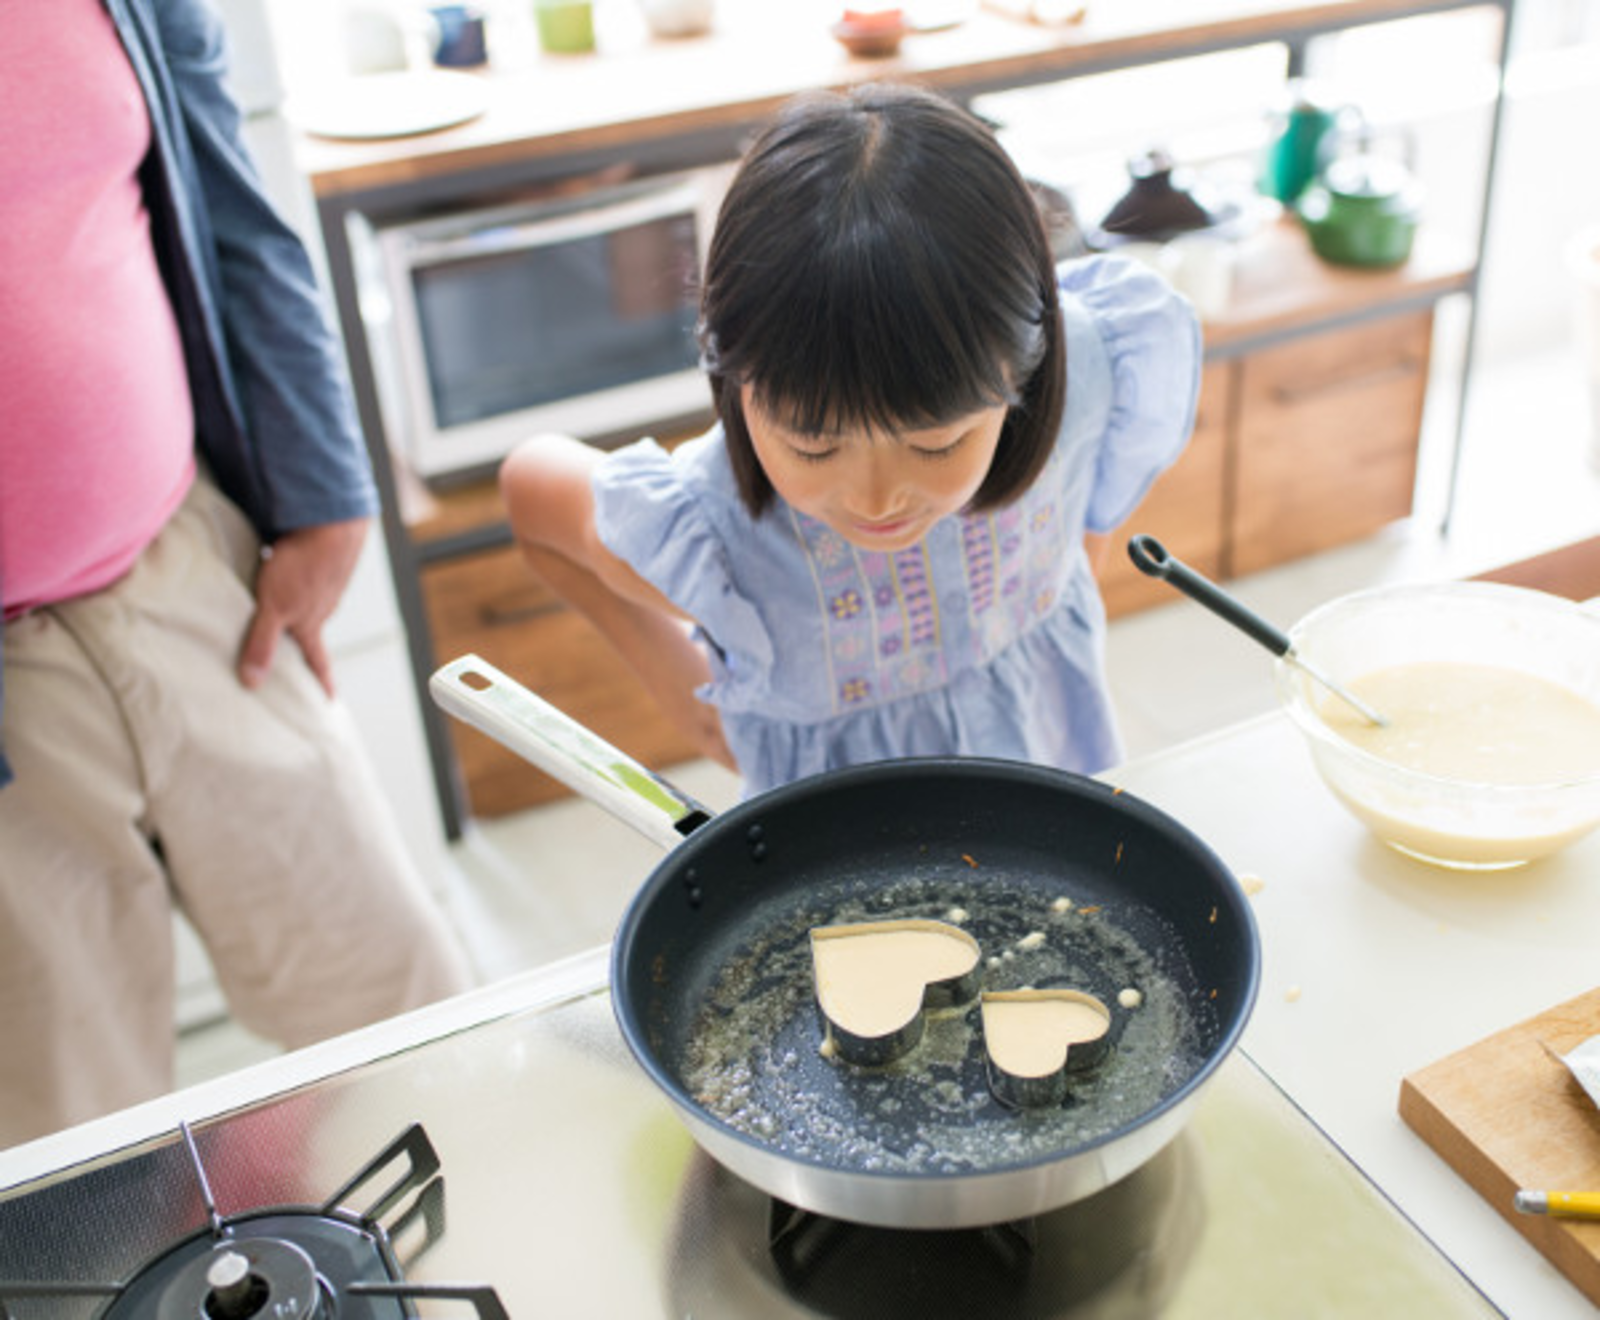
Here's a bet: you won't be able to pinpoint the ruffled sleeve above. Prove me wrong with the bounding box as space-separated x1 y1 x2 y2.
1059 254 1203 532
590 434 775 682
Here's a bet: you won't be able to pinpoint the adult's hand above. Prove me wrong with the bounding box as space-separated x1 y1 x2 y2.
238 517 369 695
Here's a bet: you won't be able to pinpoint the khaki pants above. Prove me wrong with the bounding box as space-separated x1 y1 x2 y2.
0 478 474 1148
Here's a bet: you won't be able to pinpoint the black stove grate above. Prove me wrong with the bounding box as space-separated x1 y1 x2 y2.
767 1196 1043 1316
0 1122 506 1319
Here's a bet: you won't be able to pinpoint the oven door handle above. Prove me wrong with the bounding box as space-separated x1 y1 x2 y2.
396 175 705 265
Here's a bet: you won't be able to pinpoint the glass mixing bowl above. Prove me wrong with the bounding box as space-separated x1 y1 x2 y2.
1275 581 1600 870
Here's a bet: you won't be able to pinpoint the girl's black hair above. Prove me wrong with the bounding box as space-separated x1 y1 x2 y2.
699 82 1066 517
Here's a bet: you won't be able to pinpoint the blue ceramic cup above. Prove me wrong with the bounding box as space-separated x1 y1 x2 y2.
430 4 489 67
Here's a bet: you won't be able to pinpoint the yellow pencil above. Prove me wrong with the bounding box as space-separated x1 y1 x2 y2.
1513 1190 1600 1220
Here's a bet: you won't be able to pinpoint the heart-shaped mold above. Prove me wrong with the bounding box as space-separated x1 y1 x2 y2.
981 988 1117 1109
810 918 982 1066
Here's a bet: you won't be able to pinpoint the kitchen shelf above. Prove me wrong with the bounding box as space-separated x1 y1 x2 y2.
1203 216 1474 354
294 0 1512 836
295 0 1506 206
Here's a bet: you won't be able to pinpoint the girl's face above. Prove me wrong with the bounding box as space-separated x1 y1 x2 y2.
742 387 1008 552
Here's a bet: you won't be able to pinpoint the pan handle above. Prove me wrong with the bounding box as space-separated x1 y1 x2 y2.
429 655 712 851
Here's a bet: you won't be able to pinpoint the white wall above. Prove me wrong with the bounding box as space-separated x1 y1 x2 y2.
1473 46 1600 360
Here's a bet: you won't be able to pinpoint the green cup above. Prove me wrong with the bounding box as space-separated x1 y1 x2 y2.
535 0 595 52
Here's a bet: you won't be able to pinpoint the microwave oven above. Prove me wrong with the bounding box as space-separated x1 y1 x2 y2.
358 166 731 481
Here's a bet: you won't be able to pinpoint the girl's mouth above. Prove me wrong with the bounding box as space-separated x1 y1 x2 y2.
850 515 916 539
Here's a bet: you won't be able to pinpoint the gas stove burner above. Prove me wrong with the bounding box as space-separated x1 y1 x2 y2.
769 1199 1042 1299
0 1123 508 1320
146 1237 321 1320
110 1216 401 1320
665 1136 1207 1319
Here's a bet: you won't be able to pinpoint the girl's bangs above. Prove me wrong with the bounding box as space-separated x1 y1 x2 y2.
747 254 1021 439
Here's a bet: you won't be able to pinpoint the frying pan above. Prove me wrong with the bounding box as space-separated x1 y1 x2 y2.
431 655 1260 1229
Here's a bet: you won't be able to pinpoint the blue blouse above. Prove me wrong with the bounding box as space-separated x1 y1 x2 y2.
594 254 1202 797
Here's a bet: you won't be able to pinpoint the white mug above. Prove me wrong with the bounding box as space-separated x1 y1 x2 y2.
1161 234 1235 319
1109 241 1166 272
637 0 714 37
342 3 439 74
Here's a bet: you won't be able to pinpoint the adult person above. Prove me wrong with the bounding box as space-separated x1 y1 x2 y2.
0 0 475 1149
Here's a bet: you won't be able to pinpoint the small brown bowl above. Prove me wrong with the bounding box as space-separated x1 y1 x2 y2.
831 15 909 58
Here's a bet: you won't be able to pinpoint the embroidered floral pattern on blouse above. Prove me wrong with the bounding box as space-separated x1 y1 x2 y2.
795 482 1068 714
794 513 948 713
961 499 1060 660
962 517 996 614
897 548 937 649
1027 502 1061 620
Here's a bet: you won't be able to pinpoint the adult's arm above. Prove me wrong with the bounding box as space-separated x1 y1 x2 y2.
142 0 376 688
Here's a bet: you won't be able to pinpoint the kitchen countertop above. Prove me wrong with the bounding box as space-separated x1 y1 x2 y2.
1105 712 1600 1317
0 950 1498 1317
4 708 1596 1313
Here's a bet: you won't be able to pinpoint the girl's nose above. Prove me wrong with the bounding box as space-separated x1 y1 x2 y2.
842 448 907 519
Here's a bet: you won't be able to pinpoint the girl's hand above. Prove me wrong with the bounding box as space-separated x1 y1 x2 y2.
647 619 737 771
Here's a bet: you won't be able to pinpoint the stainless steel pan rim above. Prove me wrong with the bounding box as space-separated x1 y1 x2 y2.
654 1058 1204 1228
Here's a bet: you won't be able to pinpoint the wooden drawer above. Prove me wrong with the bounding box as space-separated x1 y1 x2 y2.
420 546 702 816
1097 361 1232 617
1229 309 1433 576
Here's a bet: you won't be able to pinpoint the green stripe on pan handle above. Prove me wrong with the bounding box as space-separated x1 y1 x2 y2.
1126 535 1388 727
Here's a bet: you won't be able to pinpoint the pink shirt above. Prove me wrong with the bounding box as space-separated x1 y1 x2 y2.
0 1 196 619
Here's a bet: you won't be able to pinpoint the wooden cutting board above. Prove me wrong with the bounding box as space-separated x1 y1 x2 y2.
1399 986 1600 1306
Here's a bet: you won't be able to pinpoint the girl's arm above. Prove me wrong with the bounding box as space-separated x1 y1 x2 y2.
499 435 735 770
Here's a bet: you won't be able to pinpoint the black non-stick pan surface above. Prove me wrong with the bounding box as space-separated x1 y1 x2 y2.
611 757 1259 1209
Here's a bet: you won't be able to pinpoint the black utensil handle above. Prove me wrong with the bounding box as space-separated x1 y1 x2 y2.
1125 535 1292 658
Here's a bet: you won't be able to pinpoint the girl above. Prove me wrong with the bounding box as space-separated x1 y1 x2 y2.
500 82 1201 796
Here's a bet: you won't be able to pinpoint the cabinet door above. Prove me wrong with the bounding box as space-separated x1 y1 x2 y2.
420 547 702 815
1097 361 1232 617
1229 310 1433 577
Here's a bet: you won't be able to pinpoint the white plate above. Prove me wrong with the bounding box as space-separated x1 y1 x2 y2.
286 70 490 141
904 0 977 31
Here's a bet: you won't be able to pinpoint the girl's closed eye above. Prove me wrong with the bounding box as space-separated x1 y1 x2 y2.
786 438 840 464
908 435 968 461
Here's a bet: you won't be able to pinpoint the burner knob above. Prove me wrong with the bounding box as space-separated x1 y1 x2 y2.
205 1252 257 1316
171 1240 320 1320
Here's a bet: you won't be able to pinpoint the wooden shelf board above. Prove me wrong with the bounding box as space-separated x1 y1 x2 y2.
1203 219 1474 353
295 0 1505 200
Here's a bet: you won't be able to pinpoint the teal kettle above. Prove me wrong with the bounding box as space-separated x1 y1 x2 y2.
1296 153 1423 269
1258 80 1343 204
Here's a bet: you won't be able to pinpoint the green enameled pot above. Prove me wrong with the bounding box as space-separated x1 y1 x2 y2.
1297 155 1422 269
